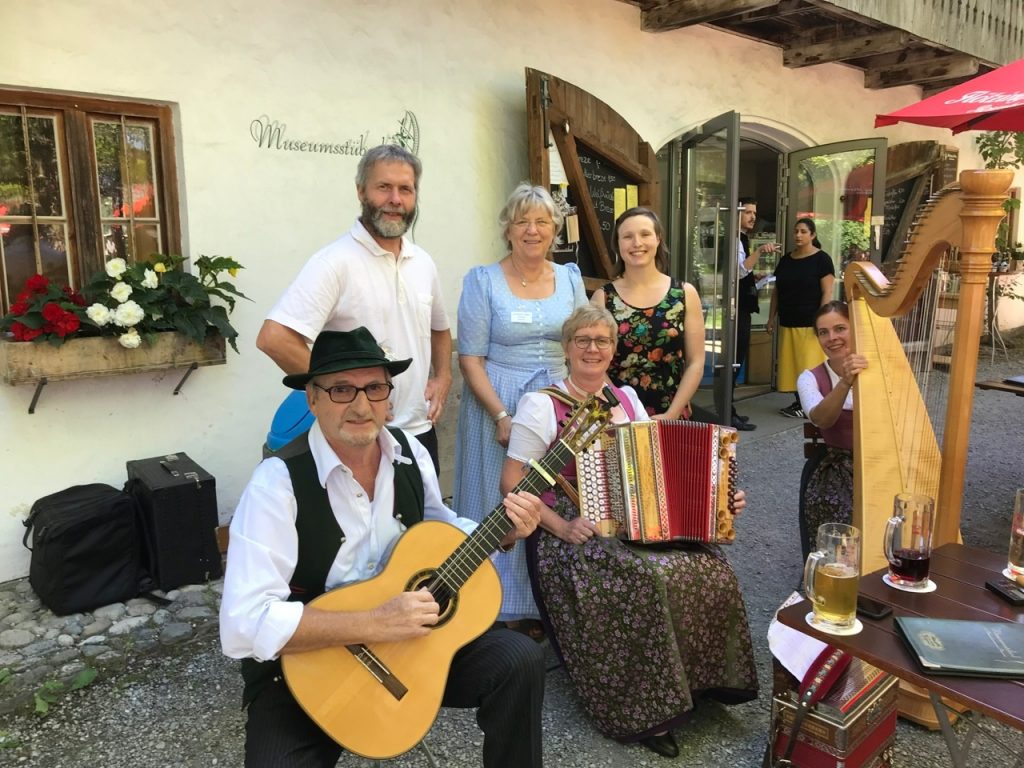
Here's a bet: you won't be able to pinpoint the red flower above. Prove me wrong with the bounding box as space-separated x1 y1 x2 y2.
55 312 80 336
26 274 50 294
42 302 65 322
15 291 31 303
62 285 87 307
10 322 43 341
9 301 29 316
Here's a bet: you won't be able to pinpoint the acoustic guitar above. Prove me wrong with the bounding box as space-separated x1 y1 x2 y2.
282 390 616 759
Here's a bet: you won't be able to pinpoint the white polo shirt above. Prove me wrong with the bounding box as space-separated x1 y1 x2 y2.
267 219 450 435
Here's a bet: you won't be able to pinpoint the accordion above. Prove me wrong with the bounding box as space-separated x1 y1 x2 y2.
576 420 739 544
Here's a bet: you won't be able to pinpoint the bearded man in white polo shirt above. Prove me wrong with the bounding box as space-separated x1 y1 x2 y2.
257 145 452 473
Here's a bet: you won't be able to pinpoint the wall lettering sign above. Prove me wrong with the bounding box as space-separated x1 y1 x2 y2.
249 111 420 157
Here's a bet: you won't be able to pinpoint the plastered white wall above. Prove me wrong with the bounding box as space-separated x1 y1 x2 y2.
0 0 988 581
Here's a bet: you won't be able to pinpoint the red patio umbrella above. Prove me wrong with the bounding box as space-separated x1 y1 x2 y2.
875 58 1024 133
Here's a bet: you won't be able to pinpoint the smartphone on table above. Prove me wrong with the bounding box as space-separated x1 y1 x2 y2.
856 594 892 620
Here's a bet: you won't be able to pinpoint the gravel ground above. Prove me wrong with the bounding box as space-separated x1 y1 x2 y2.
2 339 1023 767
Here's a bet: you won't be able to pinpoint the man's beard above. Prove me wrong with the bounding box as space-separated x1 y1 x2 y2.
362 199 416 239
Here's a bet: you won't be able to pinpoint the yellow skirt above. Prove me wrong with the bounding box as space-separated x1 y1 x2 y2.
777 326 825 392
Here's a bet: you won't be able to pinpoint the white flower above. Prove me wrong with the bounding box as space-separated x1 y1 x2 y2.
110 281 133 303
142 269 158 289
86 303 112 327
118 329 141 349
113 300 145 327
105 258 127 279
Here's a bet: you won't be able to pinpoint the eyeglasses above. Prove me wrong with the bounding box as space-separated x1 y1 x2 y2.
571 335 614 350
511 218 554 230
313 382 394 404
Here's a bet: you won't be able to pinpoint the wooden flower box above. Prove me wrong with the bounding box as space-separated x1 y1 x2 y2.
0 331 226 386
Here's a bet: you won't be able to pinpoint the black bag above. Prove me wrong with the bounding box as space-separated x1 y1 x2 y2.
124 453 222 591
23 483 142 615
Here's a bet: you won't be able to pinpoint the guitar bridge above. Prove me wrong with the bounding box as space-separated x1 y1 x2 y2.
346 643 408 701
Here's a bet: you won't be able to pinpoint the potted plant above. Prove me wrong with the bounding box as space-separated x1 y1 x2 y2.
0 254 247 386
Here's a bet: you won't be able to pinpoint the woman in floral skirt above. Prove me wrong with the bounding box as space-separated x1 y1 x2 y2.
590 207 705 421
500 306 758 759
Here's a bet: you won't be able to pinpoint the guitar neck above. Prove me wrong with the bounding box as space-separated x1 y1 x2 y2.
436 440 575 591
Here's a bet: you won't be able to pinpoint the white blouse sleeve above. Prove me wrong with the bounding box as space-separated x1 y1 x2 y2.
506 392 557 463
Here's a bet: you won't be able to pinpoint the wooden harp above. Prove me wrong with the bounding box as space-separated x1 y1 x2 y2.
845 170 1012 575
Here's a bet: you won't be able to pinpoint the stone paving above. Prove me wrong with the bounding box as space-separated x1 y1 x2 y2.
0 578 222 715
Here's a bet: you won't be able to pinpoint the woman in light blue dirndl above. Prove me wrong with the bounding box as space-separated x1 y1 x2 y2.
453 183 586 625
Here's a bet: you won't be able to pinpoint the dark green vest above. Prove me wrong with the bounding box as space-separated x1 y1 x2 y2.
239 427 424 706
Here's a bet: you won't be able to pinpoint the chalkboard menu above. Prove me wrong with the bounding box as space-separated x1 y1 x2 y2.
570 144 634 277
880 178 917 262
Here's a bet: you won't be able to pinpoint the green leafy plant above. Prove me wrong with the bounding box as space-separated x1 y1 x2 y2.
31 667 99 715
976 132 1024 170
0 667 10 685
0 730 21 750
1 254 249 352
33 680 63 715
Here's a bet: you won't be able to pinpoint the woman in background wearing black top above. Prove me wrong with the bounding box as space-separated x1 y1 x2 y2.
767 217 835 418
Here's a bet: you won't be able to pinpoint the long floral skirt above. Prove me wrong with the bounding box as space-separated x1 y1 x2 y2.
799 447 853 560
525 491 758 741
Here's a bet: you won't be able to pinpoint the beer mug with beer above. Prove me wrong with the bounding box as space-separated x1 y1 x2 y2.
883 493 935 589
804 523 861 633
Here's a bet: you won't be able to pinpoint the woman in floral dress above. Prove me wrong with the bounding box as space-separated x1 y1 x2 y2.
500 306 758 758
590 207 705 420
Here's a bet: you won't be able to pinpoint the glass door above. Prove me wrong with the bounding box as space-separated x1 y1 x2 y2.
783 139 888 295
680 111 740 425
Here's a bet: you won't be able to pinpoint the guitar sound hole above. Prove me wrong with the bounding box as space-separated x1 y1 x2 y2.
407 569 458 628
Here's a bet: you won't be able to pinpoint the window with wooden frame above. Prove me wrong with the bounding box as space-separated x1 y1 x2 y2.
0 89 181 314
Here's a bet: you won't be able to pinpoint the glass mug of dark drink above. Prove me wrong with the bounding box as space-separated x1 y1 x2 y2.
804 523 861 632
1008 488 1024 580
884 493 935 588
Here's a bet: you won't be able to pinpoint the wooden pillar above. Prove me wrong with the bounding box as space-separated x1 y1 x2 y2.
935 169 1013 545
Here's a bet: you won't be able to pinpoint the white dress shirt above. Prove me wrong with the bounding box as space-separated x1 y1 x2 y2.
219 421 474 663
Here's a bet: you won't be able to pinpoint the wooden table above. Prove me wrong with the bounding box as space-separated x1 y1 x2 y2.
778 543 1024 767
976 379 1024 397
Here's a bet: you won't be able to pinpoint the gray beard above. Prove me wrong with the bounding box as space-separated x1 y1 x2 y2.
362 201 416 239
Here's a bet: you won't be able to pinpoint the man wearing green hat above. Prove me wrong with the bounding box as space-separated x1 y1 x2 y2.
221 327 545 767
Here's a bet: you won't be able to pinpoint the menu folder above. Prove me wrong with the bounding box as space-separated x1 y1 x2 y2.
895 617 1024 678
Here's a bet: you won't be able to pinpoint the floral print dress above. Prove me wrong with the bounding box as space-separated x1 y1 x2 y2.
522 390 758 742
602 279 688 416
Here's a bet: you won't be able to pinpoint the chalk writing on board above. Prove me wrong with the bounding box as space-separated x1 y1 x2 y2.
880 178 916 260
577 146 631 233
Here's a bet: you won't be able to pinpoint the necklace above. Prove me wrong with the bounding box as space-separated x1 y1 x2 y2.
567 375 603 398
508 257 545 287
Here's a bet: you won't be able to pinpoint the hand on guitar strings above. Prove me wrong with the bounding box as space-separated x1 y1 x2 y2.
368 591 440 641
498 490 543 548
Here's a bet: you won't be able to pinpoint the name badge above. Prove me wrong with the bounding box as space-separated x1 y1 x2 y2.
510 311 533 324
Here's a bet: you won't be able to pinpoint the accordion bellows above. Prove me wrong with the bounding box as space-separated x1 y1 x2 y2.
576 420 739 544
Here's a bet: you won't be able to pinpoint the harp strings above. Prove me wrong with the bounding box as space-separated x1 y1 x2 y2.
889 253 954 497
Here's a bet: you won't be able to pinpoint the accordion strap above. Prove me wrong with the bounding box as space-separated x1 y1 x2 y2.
768 646 852 767
537 387 583 507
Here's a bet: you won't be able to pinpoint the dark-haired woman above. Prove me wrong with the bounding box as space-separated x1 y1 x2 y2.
767 217 835 418
796 301 868 559
590 207 706 421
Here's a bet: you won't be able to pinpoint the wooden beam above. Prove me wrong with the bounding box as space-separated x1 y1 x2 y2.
784 29 910 68
864 53 978 89
921 73 986 99
735 0 806 22
641 0 777 32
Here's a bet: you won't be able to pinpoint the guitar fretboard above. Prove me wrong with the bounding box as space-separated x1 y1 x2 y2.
431 440 576 598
